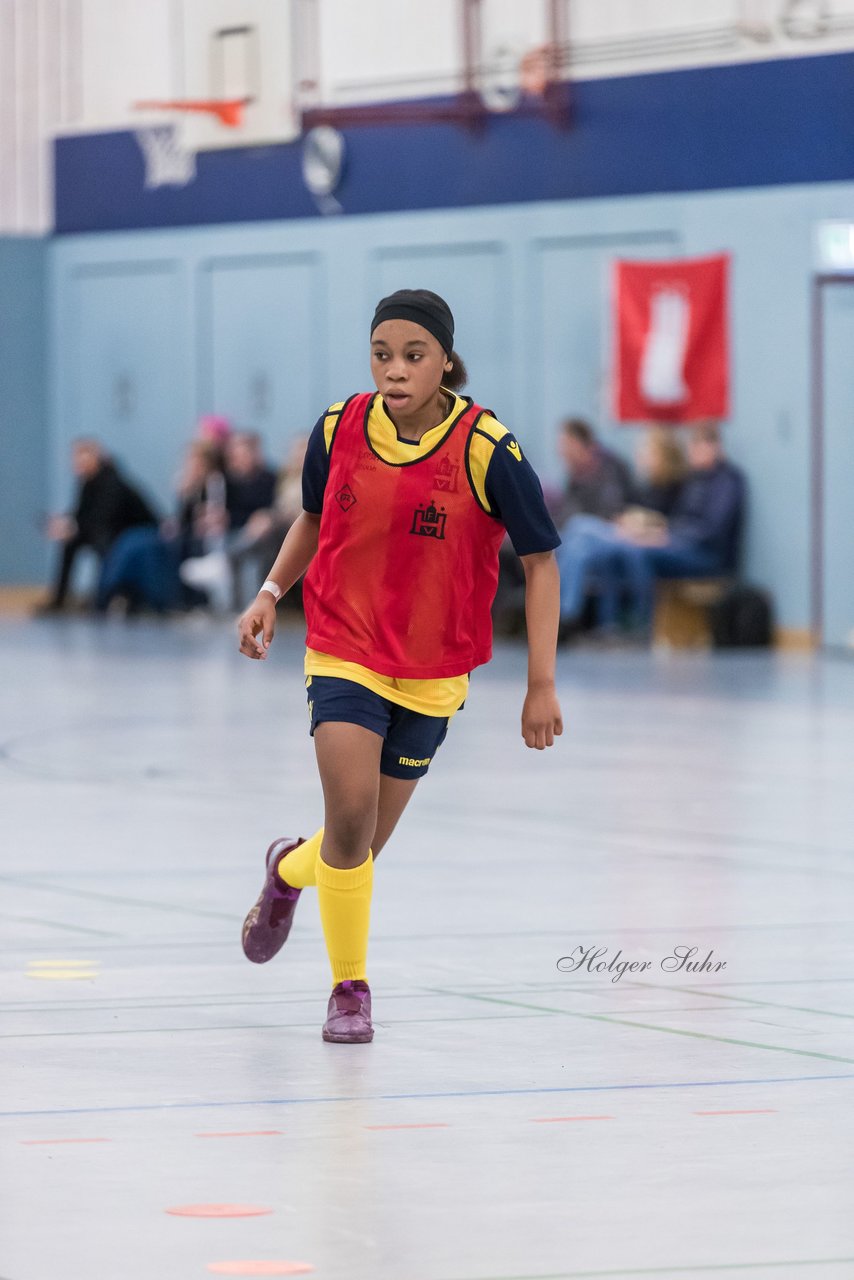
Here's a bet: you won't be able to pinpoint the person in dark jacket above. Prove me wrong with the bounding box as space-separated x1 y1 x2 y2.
554 418 634 525
555 426 688 634
95 440 226 614
179 431 278 609
616 422 746 630
38 439 158 612
224 432 277 531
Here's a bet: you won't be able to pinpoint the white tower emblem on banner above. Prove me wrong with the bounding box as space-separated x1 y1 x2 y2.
640 288 690 406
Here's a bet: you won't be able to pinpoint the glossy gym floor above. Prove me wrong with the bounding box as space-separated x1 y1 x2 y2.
2 617 853 1280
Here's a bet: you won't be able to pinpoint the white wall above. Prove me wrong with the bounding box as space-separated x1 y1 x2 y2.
48 178 852 628
316 0 854 103
4 0 854 231
0 0 76 232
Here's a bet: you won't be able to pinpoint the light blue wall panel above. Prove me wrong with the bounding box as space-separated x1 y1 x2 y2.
372 242 511 420
47 180 854 625
55 261 186 515
527 231 682 474
200 252 326 456
0 238 47 584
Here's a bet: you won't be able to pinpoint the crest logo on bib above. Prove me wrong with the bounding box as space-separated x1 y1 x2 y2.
434 455 460 493
410 500 447 540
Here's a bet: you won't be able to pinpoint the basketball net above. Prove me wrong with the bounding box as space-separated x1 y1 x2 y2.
134 122 197 189
132 98 249 188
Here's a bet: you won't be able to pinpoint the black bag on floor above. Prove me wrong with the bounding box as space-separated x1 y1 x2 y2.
709 584 774 648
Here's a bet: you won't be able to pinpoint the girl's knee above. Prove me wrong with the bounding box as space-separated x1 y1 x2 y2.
323 806 375 862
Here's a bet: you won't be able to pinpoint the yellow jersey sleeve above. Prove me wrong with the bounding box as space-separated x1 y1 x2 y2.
323 401 346 452
466 412 513 514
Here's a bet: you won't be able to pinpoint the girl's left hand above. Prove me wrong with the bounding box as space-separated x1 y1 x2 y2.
522 685 564 749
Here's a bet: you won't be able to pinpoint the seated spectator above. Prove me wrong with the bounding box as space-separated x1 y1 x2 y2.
553 417 634 525
493 416 633 636
180 430 277 610
627 426 687 519
96 441 226 615
227 434 309 611
223 431 277 531
615 421 746 631
196 414 232 465
555 426 687 637
36 439 157 614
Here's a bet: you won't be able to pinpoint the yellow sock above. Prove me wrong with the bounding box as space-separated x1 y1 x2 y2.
315 849 373 985
277 829 323 889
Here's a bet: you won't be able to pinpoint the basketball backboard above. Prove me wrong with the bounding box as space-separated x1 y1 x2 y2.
147 0 300 152
294 0 570 131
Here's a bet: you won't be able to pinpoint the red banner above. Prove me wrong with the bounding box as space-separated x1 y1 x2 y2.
614 253 730 423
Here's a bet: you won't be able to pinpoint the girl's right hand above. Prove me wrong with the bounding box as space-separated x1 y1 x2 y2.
238 595 277 659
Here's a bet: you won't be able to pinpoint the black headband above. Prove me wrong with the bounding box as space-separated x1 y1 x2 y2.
370 289 454 357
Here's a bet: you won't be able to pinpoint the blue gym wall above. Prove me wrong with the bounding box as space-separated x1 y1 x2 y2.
0 237 48 584
11 50 854 625
48 180 851 630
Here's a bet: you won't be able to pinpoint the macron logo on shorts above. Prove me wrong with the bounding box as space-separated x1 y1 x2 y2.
398 755 431 768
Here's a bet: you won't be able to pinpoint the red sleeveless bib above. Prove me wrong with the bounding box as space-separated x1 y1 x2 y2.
303 392 507 679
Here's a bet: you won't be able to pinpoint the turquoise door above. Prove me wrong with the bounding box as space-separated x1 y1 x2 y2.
819 281 854 650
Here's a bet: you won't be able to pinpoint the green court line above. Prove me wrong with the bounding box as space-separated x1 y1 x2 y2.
2 914 121 938
426 989 854 1065
440 1259 854 1280
631 981 854 1023
0 1010 553 1039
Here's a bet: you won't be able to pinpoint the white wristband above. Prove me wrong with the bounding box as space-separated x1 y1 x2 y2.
259 579 282 602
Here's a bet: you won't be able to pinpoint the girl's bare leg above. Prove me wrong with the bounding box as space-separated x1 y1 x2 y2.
313 722 382 868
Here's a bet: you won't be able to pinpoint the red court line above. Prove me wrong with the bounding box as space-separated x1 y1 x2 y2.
694 1109 778 1115
531 1115 614 1123
207 1264 314 1276
20 1137 111 1145
195 1131 284 1138
166 1204 273 1219
363 1123 450 1130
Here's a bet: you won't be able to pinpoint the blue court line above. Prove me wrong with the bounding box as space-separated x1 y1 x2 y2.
3 1072 853 1119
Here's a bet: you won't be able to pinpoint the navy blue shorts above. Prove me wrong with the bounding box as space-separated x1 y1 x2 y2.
306 675 454 779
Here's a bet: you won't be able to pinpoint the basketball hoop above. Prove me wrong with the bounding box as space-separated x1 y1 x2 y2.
134 123 197 189
132 96 253 188
519 43 560 98
134 98 251 128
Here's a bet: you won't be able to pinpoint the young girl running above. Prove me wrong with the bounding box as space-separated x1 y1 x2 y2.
237 289 563 1044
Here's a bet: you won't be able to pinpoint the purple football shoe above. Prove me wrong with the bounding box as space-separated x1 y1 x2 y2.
241 836 305 964
322 979 374 1043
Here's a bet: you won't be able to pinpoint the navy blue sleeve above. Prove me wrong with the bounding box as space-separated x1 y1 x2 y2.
484 437 562 557
301 413 331 514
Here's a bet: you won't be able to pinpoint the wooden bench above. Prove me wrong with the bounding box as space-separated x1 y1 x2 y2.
653 578 732 649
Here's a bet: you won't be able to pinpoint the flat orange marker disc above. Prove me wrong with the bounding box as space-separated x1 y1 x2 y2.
207 1264 314 1276
165 1205 272 1219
